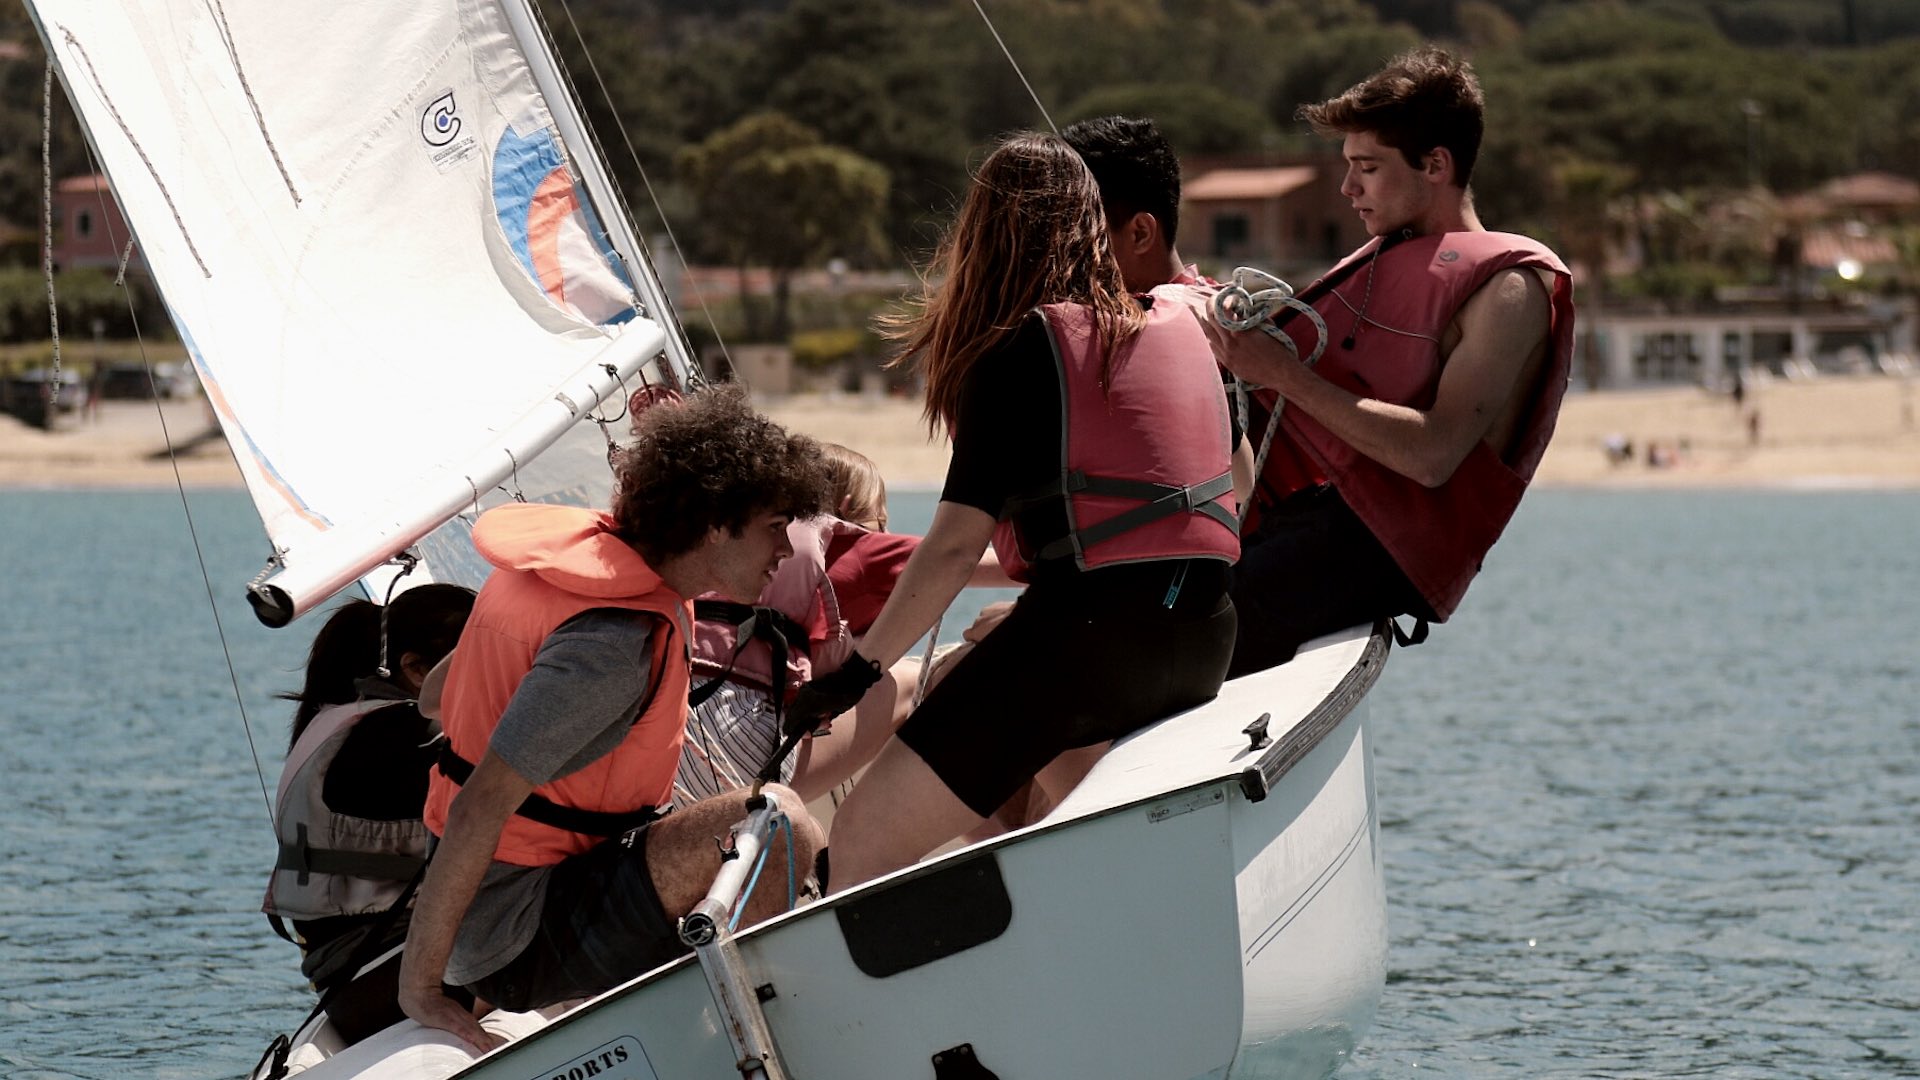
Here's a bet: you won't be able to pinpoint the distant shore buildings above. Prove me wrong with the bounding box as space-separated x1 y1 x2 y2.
21 168 1919 394
46 174 144 275
1174 158 1920 391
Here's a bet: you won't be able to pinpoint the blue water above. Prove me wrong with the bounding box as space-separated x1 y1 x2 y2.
1 489 1914 1078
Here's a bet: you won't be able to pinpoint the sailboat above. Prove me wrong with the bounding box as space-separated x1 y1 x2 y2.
25 0 1393 1076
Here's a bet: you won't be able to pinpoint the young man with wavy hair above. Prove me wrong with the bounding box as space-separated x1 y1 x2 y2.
400 387 831 1049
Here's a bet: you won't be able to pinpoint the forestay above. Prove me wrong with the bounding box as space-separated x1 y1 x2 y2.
28 0 692 621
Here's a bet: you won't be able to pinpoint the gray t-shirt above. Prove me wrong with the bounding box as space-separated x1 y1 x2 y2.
444 608 659 986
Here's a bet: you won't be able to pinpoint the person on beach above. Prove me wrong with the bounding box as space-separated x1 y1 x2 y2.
1188 46 1576 675
398 387 826 1051
782 132 1249 892
676 441 1014 806
263 583 476 1046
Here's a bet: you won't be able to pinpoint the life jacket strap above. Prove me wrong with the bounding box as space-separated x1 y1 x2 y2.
689 600 811 708
693 600 812 655
255 861 430 1080
689 600 811 746
435 743 665 838
1031 469 1237 563
274 822 429 886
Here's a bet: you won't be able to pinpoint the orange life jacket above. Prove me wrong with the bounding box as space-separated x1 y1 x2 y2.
422 503 691 867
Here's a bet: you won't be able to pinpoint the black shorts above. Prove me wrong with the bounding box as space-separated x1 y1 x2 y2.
1228 484 1431 678
465 824 687 1011
898 560 1237 817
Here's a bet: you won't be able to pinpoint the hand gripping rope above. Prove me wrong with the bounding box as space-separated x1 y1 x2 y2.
1208 267 1329 533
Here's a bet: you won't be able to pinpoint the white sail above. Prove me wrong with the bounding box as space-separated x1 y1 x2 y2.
27 0 693 622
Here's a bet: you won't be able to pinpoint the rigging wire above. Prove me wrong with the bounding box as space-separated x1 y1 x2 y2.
56 102 279 827
542 0 733 387
969 0 1058 135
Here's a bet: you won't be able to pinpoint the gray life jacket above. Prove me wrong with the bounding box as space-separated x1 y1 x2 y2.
262 700 431 925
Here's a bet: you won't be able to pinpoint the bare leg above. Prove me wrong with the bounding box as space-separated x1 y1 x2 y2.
643 783 825 927
1030 741 1109 812
790 657 920 802
827 739 984 893
956 741 1110 843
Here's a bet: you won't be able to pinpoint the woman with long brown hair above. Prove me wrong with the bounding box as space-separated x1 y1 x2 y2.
786 132 1247 890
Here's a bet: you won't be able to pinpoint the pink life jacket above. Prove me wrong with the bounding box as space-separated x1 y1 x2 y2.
1259 230 1575 620
993 287 1241 582
689 516 859 698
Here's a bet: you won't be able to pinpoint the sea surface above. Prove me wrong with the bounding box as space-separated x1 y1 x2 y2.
0 488 1914 1079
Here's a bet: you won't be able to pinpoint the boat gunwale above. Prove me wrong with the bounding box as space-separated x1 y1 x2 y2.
1237 617 1392 803
455 621 1394 1074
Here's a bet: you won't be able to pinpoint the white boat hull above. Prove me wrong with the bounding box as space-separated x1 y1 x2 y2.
281 625 1389 1080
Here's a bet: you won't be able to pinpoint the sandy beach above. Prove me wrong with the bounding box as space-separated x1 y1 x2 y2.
3 374 1917 492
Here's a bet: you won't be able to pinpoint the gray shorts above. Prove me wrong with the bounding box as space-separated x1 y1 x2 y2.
463 824 684 1011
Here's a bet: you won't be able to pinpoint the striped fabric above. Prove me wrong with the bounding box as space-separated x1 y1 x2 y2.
674 681 793 804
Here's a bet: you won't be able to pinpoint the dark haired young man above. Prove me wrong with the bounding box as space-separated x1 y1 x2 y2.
1195 45 1576 675
1063 114 1197 293
399 387 830 1050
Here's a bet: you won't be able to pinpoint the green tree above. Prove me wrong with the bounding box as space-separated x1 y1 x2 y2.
677 112 889 342
1060 83 1276 155
0 38 91 255
753 0 969 252
1266 22 1423 125
1545 159 1632 387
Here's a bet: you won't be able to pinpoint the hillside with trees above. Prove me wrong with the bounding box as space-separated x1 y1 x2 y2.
3 0 1918 344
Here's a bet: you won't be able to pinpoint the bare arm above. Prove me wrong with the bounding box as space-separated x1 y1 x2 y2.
1195 270 1550 488
969 548 1019 589
855 501 997 669
397 750 533 1052
1231 435 1255 510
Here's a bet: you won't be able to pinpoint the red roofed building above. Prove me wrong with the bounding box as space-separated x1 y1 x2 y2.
50 174 144 274
1817 172 1920 223
1179 156 1366 280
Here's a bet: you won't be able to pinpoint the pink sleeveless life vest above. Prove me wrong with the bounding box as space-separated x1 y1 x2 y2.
689 516 858 697
993 288 1241 582
1258 230 1575 620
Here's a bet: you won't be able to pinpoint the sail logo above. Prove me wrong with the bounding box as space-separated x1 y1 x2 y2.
421 92 462 146
421 88 479 172
491 124 635 325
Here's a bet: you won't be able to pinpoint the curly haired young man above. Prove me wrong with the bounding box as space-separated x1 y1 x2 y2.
399 386 832 1048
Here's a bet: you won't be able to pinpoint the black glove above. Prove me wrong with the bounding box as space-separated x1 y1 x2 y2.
784 651 884 737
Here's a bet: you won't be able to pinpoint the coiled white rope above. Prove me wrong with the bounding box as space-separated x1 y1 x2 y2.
1208 266 1329 533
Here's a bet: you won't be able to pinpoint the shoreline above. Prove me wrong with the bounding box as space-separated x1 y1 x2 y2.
3 375 1917 493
